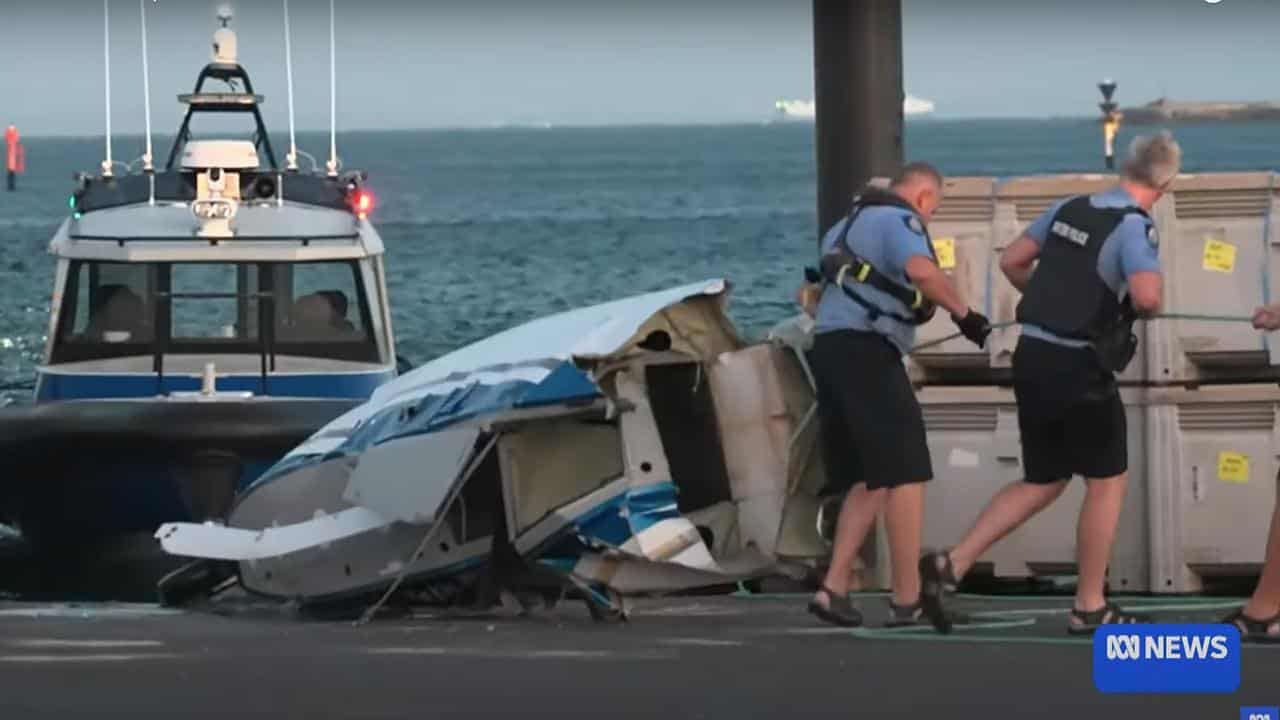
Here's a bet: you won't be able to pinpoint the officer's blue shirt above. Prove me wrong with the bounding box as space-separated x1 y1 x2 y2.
814 205 934 354
1020 186 1161 348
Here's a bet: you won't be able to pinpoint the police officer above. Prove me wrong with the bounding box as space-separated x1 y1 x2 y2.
1220 303 1280 643
806 162 991 627
918 132 1180 635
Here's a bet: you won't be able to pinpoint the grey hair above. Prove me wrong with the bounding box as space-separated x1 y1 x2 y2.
1122 131 1182 189
891 161 944 190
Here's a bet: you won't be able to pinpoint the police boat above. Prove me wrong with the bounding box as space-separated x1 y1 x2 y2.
155 280 834 619
0 9 398 561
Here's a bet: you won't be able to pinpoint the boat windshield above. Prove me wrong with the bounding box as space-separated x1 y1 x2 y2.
51 260 381 364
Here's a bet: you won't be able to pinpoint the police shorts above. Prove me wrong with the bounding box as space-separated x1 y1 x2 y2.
1013 336 1128 484
808 329 933 493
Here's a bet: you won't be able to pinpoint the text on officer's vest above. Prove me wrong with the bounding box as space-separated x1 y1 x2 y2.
1051 220 1090 246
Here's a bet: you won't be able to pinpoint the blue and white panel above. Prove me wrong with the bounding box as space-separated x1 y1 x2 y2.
250 279 730 490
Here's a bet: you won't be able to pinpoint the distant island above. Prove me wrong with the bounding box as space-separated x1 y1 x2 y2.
1120 98 1280 124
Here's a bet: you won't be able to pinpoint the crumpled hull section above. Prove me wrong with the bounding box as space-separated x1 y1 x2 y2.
153 283 831 616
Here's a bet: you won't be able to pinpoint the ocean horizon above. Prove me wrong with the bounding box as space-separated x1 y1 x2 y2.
4 119 1280 401
7 114 1209 140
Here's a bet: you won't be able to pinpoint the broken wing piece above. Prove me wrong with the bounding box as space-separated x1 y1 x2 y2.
342 428 482 525
157 428 486 563
154 506 394 561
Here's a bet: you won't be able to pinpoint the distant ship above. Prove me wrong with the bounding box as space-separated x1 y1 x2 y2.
773 95 936 121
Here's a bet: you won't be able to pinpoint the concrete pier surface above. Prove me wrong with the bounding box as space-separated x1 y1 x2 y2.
0 593 1274 719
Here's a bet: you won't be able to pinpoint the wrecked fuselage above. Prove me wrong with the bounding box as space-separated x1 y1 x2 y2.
155 279 832 618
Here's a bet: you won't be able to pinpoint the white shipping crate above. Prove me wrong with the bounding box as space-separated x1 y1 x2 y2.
1146 384 1279 592
863 385 1152 592
1145 172 1280 385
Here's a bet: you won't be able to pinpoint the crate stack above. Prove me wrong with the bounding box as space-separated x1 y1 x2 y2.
860 172 1280 595
1141 172 1280 593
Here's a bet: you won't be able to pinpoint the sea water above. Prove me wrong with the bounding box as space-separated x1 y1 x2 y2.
3 120 1279 403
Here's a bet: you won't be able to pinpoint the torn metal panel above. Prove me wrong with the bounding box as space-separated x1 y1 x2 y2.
706 345 794 557
342 427 481 525
154 506 393 561
511 477 631 557
612 367 675 490
499 420 623 536
774 493 830 559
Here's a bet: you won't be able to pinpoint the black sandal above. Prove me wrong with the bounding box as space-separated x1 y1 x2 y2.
918 550 959 634
1221 608 1280 644
886 600 971 628
808 586 863 627
1067 602 1152 635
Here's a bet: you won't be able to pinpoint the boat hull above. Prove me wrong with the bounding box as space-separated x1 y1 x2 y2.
0 398 361 550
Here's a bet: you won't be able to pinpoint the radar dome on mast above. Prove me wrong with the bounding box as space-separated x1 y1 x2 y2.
212 5 238 66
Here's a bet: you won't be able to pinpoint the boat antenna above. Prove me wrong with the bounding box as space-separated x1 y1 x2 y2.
326 0 339 177
139 0 154 176
102 0 114 178
282 0 299 171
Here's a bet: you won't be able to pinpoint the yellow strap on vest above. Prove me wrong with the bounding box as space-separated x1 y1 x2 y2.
835 259 926 311
837 260 910 302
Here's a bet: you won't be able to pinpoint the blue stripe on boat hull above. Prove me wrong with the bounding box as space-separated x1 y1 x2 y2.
34 369 395 401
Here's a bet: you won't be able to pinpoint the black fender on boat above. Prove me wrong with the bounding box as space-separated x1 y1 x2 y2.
0 398 359 460
0 398 360 540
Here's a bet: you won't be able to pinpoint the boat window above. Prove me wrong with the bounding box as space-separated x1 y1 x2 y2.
59 261 156 346
51 259 381 364
274 262 367 344
171 263 260 341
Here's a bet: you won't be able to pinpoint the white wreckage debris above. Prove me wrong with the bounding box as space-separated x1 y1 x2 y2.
155 279 835 620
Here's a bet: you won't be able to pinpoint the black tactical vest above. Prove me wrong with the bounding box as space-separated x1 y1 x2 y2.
1015 195 1148 341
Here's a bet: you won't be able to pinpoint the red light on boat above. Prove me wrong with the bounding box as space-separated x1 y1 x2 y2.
350 188 375 219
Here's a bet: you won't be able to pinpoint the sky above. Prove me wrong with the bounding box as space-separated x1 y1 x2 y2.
0 0 1275 135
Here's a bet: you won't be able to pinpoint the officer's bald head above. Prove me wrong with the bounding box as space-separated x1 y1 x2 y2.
1122 131 1182 195
891 162 945 222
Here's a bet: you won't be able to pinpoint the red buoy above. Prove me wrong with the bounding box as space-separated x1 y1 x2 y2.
5 125 20 191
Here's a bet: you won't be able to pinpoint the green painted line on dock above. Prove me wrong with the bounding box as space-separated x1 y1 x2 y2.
770 618 1037 636
853 619 1037 636
969 601 1245 619
730 591 1246 606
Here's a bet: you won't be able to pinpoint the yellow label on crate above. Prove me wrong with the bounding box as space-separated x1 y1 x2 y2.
1216 451 1250 484
1202 237 1237 273
934 237 957 270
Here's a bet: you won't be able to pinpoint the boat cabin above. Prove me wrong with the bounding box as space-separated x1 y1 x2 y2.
34 26 395 402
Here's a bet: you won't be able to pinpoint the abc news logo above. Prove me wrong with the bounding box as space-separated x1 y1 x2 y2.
1104 632 1232 661
1094 625 1240 694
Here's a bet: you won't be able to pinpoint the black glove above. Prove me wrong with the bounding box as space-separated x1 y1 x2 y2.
952 310 992 348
